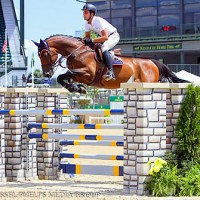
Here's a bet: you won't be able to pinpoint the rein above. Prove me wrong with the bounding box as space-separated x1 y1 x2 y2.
40 37 95 76
50 43 94 70
65 44 85 60
40 43 86 72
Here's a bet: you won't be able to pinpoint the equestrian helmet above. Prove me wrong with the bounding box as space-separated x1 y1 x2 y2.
82 3 97 15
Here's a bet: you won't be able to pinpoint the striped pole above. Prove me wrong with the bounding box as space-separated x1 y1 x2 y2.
59 152 123 160
28 133 123 141
0 109 124 116
27 123 124 129
59 140 123 147
60 163 123 176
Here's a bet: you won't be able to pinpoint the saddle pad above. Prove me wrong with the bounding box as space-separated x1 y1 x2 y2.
112 57 123 66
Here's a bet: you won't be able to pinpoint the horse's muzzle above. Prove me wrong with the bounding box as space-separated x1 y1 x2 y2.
44 72 51 78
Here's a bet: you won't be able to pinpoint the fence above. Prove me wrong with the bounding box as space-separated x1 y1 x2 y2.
0 84 192 194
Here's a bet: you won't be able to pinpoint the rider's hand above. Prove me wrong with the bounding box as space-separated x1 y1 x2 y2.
83 38 94 46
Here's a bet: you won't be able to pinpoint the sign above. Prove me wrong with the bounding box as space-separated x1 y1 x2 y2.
133 43 182 52
86 104 110 109
110 96 124 102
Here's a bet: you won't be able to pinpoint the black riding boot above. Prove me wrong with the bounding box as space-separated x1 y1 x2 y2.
102 50 116 81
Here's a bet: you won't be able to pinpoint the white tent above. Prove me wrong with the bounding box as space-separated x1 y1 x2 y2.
175 70 200 83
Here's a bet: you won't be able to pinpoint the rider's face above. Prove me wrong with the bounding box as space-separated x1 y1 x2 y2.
83 10 90 20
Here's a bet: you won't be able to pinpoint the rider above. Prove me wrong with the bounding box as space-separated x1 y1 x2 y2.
82 3 120 81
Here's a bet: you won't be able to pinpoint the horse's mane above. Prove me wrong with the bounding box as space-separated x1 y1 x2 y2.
44 34 81 42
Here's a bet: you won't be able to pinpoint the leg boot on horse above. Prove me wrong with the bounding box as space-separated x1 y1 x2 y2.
68 83 87 94
102 50 116 81
57 73 87 94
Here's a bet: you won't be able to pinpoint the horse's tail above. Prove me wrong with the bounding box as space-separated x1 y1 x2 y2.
151 59 190 83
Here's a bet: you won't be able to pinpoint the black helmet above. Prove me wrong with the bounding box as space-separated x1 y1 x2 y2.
82 3 97 15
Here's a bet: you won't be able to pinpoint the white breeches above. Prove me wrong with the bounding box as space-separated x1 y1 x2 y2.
101 32 120 52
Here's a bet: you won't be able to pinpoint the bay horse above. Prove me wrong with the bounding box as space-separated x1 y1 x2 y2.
32 35 189 94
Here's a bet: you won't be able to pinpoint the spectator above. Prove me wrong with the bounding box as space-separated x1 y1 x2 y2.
22 74 26 86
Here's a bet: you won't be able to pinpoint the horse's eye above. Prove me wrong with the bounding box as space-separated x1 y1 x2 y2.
40 52 48 58
43 52 48 58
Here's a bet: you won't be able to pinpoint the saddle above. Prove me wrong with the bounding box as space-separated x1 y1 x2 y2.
87 44 123 87
90 43 123 66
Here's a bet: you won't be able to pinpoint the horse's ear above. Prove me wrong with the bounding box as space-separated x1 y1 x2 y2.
32 40 39 47
40 39 46 47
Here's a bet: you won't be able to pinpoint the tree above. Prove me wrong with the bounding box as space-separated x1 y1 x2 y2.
77 99 91 109
34 69 43 78
175 84 200 165
83 85 99 109
27 69 43 83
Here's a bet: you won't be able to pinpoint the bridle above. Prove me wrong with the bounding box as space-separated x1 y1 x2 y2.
40 48 66 69
39 40 93 73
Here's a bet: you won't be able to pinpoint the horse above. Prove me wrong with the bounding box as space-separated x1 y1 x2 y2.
32 35 189 94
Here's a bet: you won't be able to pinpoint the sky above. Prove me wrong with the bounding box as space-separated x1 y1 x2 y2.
13 0 85 74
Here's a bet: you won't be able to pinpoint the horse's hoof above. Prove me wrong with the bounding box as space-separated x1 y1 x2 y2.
68 87 74 93
78 87 87 94
77 84 87 94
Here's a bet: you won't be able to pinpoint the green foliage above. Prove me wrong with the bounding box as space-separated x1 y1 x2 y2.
86 86 99 98
147 159 200 196
85 86 99 109
162 151 178 168
90 30 98 39
147 84 200 197
69 119 82 124
146 158 179 196
34 69 43 78
177 163 200 196
82 30 98 39
28 69 43 78
175 84 200 164
77 99 91 108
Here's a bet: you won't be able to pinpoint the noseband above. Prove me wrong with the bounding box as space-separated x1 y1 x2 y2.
38 41 56 72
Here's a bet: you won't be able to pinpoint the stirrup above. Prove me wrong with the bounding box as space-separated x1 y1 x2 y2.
103 71 116 81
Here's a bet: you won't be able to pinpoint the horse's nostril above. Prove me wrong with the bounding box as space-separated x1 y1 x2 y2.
45 72 50 78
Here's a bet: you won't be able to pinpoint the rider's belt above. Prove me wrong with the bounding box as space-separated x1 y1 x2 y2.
109 31 117 37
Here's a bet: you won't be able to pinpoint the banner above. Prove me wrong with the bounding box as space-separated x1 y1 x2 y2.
133 43 182 52
110 96 124 102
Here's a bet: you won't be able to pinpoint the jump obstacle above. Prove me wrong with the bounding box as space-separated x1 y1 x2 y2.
27 123 124 129
0 85 189 194
27 109 124 177
28 133 123 141
0 109 124 116
0 108 124 177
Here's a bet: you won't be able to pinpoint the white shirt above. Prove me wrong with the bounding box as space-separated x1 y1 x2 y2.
85 16 116 36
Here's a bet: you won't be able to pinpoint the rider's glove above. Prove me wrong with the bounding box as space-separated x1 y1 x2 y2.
83 38 94 46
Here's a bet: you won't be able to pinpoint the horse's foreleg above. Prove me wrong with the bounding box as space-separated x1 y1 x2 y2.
57 73 71 87
57 70 74 85
57 71 86 94
57 74 78 92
